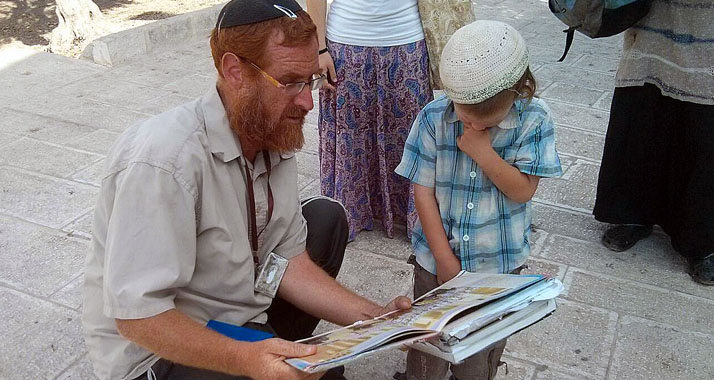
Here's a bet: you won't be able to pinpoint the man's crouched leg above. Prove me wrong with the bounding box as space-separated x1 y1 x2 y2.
266 196 348 340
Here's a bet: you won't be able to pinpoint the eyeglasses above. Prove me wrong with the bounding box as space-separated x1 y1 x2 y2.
241 57 327 97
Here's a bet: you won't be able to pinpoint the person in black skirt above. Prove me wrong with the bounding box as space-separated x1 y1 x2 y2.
593 1 713 286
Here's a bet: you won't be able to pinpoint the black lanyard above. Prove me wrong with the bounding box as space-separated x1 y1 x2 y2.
244 150 274 266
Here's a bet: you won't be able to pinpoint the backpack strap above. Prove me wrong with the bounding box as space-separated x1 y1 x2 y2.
558 26 577 62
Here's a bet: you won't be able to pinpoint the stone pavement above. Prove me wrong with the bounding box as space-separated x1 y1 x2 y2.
1 0 712 379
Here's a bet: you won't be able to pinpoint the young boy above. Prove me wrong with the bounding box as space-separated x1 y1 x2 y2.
395 20 563 380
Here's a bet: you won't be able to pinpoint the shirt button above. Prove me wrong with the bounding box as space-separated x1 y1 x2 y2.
463 235 470 242
467 202 474 210
469 171 477 178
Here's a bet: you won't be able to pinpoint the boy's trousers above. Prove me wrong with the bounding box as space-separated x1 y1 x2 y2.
405 260 513 380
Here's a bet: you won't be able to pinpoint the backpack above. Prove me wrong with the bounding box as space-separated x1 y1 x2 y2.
548 0 653 61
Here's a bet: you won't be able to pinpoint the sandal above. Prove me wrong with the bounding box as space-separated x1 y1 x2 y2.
689 254 714 286
601 224 653 252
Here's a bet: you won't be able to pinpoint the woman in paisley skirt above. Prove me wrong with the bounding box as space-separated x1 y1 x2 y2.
307 0 433 241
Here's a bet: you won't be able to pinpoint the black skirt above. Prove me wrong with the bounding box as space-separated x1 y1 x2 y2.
593 83 714 260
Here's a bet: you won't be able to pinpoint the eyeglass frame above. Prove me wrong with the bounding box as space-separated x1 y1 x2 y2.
236 55 327 97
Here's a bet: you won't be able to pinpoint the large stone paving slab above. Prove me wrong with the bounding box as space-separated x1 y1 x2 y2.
350 228 412 262
0 167 98 229
106 62 198 88
571 55 620 74
534 160 599 213
531 203 605 244
541 82 606 108
65 129 120 155
506 299 618 379
0 215 89 297
0 138 102 178
136 93 195 115
0 288 85 380
53 75 174 110
495 356 537 380
337 247 414 305
49 274 85 311
61 211 95 240
548 100 610 134
0 132 18 148
55 356 98 380
0 108 96 144
553 127 605 162
12 97 150 133
534 65 616 92
345 350 407 380
164 74 216 99
609 316 714 380
563 269 714 335
70 159 105 188
296 151 320 179
541 234 713 301
0 48 107 99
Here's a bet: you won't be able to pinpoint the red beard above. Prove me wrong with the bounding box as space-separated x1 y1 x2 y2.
227 87 306 154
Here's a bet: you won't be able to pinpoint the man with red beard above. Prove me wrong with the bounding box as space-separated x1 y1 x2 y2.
82 1 411 380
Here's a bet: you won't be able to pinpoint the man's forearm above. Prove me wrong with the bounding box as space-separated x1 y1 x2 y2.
278 252 383 325
116 309 250 376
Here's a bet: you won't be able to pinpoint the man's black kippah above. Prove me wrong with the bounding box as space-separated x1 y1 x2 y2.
216 0 303 29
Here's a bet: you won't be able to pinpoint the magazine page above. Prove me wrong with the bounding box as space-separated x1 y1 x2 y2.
407 271 546 332
438 277 563 344
286 272 545 373
285 309 436 373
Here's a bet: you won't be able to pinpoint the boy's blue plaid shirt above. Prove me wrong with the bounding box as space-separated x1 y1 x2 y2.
395 95 563 275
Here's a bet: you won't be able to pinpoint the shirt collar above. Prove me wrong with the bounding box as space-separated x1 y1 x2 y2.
444 99 519 130
203 86 243 163
202 86 295 165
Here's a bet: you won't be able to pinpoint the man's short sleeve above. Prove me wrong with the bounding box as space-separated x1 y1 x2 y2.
395 111 438 188
101 163 197 319
513 102 563 178
272 197 308 260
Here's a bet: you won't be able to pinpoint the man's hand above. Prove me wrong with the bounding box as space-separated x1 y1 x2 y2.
319 52 337 91
365 296 412 319
457 126 494 163
240 338 323 380
436 253 462 285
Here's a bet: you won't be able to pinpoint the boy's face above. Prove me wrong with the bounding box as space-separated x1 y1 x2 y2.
453 102 512 131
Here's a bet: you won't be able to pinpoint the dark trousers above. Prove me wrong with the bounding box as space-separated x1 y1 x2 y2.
593 84 714 260
137 196 349 380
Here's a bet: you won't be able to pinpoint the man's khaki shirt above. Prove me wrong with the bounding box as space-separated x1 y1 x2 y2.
83 87 307 380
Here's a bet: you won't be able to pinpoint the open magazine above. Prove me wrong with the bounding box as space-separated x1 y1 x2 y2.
286 271 563 373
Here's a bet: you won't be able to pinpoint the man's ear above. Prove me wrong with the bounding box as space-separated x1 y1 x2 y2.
221 52 244 87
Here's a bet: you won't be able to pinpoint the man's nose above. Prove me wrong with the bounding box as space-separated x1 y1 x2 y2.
293 86 314 111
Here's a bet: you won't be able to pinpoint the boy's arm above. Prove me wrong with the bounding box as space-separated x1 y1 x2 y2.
413 184 462 284
457 128 540 203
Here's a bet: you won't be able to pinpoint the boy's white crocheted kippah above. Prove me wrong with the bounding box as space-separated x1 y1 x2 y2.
440 20 529 104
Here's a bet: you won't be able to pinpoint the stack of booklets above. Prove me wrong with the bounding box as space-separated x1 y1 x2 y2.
286 271 563 373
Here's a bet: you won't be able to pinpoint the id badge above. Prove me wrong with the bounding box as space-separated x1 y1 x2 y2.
254 252 289 298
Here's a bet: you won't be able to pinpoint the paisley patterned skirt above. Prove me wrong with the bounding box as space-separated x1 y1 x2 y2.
318 39 433 241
